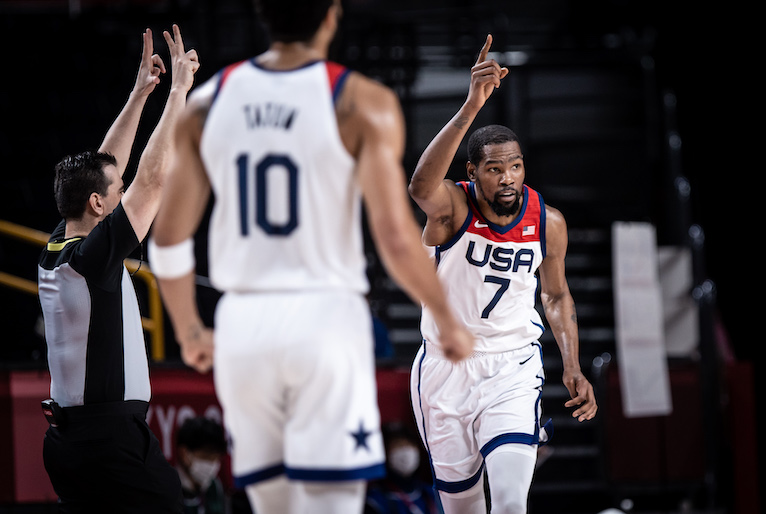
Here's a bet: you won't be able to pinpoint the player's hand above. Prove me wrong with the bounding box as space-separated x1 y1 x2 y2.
179 325 214 374
163 24 200 94
133 28 166 97
465 34 509 112
440 323 474 362
563 369 598 422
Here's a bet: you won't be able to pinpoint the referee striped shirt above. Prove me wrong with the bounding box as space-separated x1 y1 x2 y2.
38 203 150 407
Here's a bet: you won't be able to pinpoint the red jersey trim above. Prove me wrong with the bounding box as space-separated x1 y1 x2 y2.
325 61 350 105
212 60 247 103
458 181 544 244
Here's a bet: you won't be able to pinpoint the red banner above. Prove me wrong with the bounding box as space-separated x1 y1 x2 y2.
0 365 413 503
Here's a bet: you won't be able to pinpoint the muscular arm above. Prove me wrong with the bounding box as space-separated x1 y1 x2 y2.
150 90 213 374
408 106 473 246
408 34 507 246
348 74 473 361
539 206 597 422
99 29 166 177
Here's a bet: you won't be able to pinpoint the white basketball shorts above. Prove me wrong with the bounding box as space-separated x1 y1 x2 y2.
410 341 550 493
213 290 385 488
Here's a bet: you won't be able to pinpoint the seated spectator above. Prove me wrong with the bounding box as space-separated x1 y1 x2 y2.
175 416 230 514
365 422 440 513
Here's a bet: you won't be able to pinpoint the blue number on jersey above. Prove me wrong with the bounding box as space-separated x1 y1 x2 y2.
237 153 299 236
482 275 510 319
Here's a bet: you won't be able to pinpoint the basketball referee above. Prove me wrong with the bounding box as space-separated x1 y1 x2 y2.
37 26 199 513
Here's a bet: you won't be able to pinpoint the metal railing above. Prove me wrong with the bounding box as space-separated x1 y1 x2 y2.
0 219 165 361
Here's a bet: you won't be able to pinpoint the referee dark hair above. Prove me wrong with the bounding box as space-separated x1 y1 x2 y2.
37 26 199 513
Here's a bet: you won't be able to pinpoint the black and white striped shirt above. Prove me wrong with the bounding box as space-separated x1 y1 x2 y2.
38 203 150 407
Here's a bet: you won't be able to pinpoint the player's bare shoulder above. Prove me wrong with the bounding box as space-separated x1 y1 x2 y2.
335 72 404 159
339 72 400 119
544 204 569 257
545 204 566 224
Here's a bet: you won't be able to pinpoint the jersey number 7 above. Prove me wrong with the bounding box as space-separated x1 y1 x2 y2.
482 275 510 319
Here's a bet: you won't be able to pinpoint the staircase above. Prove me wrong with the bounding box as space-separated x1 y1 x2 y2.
531 226 616 513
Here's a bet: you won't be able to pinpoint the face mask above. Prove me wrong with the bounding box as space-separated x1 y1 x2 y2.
388 445 420 477
189 457 221 490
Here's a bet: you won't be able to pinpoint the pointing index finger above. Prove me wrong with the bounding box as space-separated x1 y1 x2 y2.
476 34 492 65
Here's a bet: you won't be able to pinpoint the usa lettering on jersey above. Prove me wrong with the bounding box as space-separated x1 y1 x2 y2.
420 182 547 352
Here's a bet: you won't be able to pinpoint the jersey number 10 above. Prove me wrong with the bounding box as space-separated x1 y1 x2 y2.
237 153 299 236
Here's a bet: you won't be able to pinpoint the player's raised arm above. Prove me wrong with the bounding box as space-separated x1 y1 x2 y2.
122 24 200 242
409 34 508 245
539 206 597 422
350 75 473 362
98 28 166 177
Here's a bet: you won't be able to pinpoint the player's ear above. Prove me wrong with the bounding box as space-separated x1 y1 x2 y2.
324 0 342 31
334 0 343 20
466 161 477 182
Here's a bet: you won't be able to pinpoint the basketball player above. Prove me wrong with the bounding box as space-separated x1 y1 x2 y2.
38 26 199 512
408 35 598 513
147 1 473 512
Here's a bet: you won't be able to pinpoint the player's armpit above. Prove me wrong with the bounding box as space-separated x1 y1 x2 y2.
420 181 469 247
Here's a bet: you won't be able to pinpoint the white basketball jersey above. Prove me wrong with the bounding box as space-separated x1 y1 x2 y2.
420 182 546 352
199 60 368 294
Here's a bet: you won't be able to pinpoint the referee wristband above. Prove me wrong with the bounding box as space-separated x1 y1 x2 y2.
147 237 195 279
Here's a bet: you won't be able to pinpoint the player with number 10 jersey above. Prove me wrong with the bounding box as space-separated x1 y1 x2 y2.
200 60 367 294
148 2 475 510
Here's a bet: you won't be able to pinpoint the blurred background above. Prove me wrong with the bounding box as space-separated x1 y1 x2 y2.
0 0 760 513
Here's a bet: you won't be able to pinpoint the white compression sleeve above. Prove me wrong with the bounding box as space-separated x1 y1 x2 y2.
485 445 537 514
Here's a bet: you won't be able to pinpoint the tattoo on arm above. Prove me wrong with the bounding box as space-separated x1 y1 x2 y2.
571 303 578 324
188 323 202 342
453 115 470 129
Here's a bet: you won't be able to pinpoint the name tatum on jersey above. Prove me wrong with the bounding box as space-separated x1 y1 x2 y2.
244 102 298 130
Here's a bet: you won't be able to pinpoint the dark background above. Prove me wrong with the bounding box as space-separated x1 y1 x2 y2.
0 1 760 512
0 0 757 361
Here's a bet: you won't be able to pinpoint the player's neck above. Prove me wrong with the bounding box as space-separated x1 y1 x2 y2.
258 41 327 70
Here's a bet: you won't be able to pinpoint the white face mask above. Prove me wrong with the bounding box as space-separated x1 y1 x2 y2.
388 445 420 477
188 457 221 490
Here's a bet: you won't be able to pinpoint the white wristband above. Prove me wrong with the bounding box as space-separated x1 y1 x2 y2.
147 237 195 279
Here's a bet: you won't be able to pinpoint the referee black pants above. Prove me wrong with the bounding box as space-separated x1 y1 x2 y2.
42 400 183 514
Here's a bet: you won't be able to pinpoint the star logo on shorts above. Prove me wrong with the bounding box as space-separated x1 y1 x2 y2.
350 420 372 452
